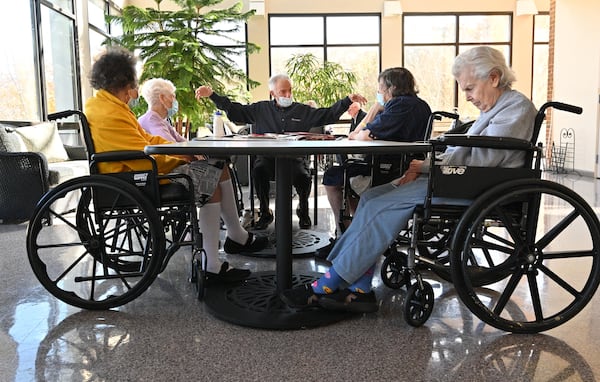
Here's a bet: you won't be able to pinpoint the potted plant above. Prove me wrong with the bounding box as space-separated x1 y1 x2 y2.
284 53 357 107
106 0 260 131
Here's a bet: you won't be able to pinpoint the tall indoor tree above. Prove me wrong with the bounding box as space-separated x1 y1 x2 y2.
106 0 260 130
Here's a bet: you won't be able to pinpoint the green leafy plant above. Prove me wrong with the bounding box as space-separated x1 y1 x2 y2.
106 0 260 129
284 53 357 107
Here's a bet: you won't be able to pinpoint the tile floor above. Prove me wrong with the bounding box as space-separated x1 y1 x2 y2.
1 171 600 381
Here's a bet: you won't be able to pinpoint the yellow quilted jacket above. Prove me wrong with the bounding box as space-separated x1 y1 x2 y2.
84 89 185 174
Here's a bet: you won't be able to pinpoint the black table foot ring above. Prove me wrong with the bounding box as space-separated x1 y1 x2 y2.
203 271 355 329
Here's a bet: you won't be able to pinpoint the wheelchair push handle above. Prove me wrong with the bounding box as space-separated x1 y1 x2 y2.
431 111 459 121
48 110 85 121
539 101 582 115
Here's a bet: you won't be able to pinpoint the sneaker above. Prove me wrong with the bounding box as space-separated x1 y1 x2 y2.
315 237 335 260
206 262 251 285
318 289 378 313
280 284 321 309
223 233 269 254
296 207 312 229
254 210 274 230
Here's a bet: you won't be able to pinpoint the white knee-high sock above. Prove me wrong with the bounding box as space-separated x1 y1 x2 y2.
219 179 248 244
197 202 222 273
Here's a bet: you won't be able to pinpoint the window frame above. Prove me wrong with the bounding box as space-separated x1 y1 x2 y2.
268 13 382 76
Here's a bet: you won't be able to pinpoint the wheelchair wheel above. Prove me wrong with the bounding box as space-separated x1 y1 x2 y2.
404 281 434 327
451 179 600 333
75 187 146 273
381 250 408 289
27 175 165 310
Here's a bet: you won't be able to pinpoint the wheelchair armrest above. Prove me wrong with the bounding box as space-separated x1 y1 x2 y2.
90 150 159 176
343 158 369 166
92 150 153 163
432 134 534 151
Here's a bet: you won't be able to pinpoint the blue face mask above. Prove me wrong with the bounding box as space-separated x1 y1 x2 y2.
376 92 386 106
167 99 179 118
277 96 293 108
128 87 139 108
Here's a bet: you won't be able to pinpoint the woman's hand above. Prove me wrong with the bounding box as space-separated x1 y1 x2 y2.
349 129 372 141
392 160 424 185
172 154 194 163
195 86 213 100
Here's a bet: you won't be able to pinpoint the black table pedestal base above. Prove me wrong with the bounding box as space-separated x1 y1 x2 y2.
203 271 354 329
241 229 332 258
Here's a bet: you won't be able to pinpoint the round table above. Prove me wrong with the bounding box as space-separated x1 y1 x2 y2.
145 137 430 329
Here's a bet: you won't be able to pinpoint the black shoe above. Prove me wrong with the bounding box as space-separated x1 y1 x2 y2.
315 237 335 260
319 289 378 313
254 210 274 230
206 262 251 285
280 284 321 309
223 233 269 254
296 207 312 229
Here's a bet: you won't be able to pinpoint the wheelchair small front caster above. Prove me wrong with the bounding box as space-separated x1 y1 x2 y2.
188 259 198 283
403 281 434 327
189 251 207 300
195 259 206 301
381 251 408 289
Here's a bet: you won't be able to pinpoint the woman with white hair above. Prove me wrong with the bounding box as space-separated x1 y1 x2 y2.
138 78 186 142
281 46 538 313
134 77 268 282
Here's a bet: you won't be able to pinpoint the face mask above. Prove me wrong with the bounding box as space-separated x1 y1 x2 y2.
167 99 179 118
277 96 293 108
128 88 139 108
376 92 386 106
128 96 139 108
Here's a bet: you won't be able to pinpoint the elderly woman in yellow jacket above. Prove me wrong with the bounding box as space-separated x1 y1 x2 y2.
85 46 267 284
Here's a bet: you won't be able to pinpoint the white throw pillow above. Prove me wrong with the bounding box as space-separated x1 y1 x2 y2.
0 124 27 152
13 122 69 163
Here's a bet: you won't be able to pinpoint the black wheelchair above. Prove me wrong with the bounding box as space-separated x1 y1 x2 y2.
379 101 600 333
337 111 460 234
26 110 208 310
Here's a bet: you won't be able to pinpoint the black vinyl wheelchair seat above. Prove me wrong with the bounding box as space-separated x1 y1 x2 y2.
26 110 209 310
378 101 600 333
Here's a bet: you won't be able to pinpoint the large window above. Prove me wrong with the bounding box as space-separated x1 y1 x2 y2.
403 13 512 121
41 4 79 115
88 0 122 61
269 14 381 105
0 1 125 122
0 1 39 120
0 0 80 121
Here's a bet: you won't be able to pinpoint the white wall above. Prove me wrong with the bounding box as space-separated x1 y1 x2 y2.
553 0 600 176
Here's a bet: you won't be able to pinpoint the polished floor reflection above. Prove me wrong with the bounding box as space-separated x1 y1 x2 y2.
1 172 600 381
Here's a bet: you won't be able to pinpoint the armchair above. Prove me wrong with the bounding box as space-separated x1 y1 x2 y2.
0 121 88 223
0 151 49 222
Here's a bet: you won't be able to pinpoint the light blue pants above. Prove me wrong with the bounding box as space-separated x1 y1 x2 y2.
327 177 429 283
328 175 473 284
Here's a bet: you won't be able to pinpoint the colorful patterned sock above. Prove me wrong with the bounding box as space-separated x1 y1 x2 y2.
347 265 375 293
311 266 344 294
